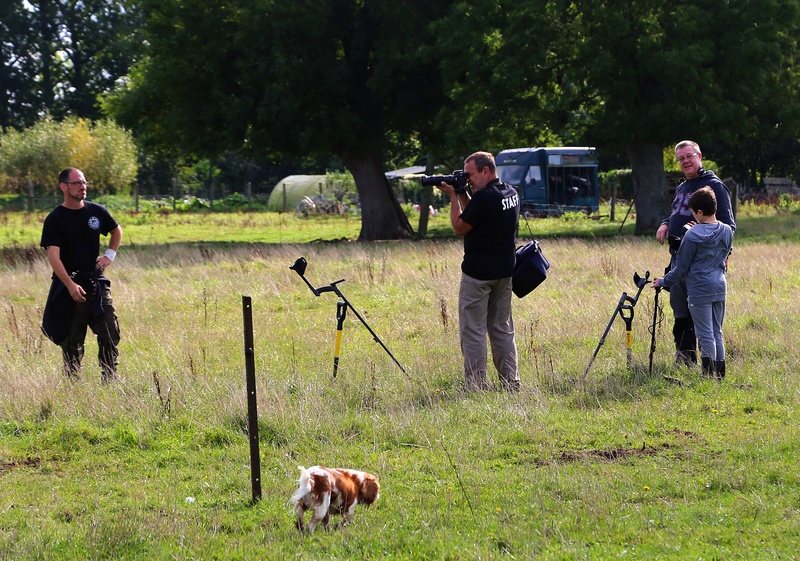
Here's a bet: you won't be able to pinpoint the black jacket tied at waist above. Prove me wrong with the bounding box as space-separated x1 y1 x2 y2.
42 270 110 345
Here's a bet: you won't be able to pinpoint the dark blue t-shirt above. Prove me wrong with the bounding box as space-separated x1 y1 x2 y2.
40 202 118 273
663 169 736 239
459 179 520 280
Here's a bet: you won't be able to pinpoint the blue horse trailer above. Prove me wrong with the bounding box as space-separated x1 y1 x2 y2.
496 147 600 217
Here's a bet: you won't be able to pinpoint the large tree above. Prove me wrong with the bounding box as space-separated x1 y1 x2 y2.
584 0 799 231
57 0 144 120
0 0 142 130
109 0 457 240
472 0 800 232
1 1 39 129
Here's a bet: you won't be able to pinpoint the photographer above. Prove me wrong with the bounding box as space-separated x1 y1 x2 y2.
655 141 736 367
437 151 521 391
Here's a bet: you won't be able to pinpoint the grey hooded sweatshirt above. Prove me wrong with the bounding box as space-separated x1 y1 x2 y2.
661 222 734 304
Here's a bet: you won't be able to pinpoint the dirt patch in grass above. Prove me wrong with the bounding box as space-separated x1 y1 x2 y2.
557 445 660 463
0 457 41 473
552 429 706 464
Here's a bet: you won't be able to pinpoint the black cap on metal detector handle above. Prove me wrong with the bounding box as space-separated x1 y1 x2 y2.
290 256 322 296
290 256 347 298
289 257 308 276
633 271 650 288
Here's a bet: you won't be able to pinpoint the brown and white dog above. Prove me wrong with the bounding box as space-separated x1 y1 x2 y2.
291 465 380 533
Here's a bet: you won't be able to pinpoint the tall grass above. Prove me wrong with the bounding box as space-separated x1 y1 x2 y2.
1 230 799 559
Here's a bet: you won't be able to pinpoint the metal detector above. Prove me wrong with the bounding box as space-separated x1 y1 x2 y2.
289 257 407 377
582 271 650 380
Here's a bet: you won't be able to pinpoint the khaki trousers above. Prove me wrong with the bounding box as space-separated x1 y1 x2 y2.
458 274 519 391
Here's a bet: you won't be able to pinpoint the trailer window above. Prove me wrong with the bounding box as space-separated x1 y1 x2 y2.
548 166 594 204
497 165 527 187
526 166 542 184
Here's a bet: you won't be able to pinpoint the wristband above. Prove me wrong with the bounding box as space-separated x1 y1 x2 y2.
104 249 117 262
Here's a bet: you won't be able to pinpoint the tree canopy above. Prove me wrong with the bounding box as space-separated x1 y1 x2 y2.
481 0 800 231
109 0 461 239
602 0 799 229
0 0 143 130
5 0 798 238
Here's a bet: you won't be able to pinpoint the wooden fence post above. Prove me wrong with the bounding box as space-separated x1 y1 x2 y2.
242 295 262 503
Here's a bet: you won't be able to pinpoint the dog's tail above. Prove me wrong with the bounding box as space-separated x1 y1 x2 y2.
291 466 312 504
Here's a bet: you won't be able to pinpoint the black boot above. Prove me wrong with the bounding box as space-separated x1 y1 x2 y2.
701 357 715 378
714 360 726 379
673 317 697 365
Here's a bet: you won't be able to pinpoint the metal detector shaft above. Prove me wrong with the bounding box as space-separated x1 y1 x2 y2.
582 291 629 380
330 287 407 375
618 292 639 370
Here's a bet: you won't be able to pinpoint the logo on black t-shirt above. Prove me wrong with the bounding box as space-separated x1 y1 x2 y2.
502 193 519 210
88 216 100 230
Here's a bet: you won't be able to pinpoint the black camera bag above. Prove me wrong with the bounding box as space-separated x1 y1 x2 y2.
512 239 550 298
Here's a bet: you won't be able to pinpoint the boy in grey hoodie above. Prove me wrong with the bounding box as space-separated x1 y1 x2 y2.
653 187 734 379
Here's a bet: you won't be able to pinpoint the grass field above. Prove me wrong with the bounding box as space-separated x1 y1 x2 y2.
0 205 799 559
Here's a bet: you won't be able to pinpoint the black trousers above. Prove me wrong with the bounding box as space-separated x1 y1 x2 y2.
61 283 120 382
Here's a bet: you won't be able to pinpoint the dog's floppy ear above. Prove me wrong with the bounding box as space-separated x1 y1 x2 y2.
359 476 380 505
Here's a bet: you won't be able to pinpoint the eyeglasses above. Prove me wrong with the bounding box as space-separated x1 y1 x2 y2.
63 180 90 186
676 153 698 163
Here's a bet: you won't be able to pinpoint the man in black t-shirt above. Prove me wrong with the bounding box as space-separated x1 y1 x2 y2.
40 168 123 383
438 152 521 391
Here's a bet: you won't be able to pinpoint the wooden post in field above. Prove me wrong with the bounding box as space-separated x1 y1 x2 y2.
242 296 262 502
610 181 617 222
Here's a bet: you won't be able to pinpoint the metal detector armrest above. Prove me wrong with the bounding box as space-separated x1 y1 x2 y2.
315 280 345 297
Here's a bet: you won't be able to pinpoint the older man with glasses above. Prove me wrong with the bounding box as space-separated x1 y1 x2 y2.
437 152 521 392
655 141 736 372
41 167 123 383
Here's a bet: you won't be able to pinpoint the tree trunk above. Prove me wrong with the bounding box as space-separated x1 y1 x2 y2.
37 0 56 113
630 141 671 234
343 152 413 241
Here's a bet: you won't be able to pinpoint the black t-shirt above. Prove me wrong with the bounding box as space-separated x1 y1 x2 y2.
40 202 118 273
459 179 520 280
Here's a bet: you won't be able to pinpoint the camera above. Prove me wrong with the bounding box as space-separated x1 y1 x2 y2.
421 170 469 193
